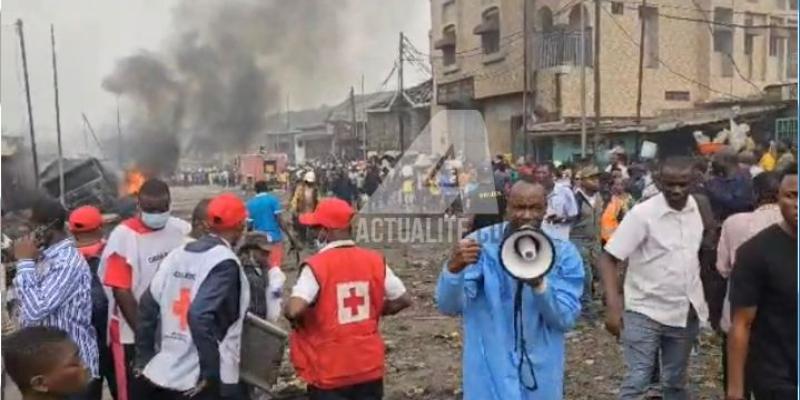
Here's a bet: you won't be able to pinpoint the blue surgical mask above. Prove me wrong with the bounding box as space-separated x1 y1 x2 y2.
141 211 171 230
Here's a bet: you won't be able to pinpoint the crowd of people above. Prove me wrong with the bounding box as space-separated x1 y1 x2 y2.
173 168 238 188
0 140 797 400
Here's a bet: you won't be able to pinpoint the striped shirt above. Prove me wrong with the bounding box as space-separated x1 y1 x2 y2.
14 238 99 377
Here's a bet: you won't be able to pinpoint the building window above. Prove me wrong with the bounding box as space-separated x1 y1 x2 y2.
791 0 798 10
776 0 786 8
665 91 690 101
640 6 659 68
475 7 501 54
744 34 754 79
537 6 554 32
713 8 734 77
611 2 624 14
567 5 593 66
442 0 456 23
435 25 457 66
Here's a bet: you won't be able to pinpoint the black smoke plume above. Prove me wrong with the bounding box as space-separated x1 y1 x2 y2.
102 0 352 176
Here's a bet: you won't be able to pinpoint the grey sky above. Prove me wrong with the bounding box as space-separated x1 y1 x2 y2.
1 0 430 155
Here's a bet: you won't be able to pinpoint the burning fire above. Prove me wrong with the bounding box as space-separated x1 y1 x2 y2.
121 169 146 196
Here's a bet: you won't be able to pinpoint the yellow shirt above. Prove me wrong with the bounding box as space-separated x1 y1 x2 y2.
759 152 776 171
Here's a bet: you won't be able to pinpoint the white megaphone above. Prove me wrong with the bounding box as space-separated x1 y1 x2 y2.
500 225 555 281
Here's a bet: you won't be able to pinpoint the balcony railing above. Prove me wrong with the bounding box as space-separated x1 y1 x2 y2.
534 28 593 70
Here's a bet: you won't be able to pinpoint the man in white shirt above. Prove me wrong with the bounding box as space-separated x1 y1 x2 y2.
598 157 708 400
535 163 578 240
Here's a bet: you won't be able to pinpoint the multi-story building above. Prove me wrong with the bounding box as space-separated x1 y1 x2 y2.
430 0 798 160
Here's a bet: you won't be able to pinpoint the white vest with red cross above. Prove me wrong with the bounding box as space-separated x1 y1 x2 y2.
142 243 250 391
289 245 386 389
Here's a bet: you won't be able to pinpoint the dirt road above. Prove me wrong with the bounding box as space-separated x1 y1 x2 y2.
4 186 723 399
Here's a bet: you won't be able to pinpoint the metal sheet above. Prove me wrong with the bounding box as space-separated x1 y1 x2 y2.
239 312 288 391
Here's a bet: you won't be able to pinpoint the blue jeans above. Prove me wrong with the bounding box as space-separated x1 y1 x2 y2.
619 309 699 400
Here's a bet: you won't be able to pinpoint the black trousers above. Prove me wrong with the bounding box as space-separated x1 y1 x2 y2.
752 383 797 400
86 342 117 400
308 379 383 400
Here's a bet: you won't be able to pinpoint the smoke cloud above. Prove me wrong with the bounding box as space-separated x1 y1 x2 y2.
102 0 362 176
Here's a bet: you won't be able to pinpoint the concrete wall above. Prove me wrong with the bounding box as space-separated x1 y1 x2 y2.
432 0 525 100
481 95 522 154
431 0 797 116
430 0 798 160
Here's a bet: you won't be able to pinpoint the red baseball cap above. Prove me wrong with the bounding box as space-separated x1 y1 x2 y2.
206 193 247 230
299 198 354 229
69 206 103 233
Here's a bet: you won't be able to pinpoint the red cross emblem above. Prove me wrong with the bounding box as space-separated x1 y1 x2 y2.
337 282 369 324
172 288 191 330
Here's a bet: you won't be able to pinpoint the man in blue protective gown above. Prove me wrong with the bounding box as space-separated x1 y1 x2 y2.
436 180 584 400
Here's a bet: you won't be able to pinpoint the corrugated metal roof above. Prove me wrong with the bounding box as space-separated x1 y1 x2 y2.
367 80 433 112
327 91 395 122
528 104 784 136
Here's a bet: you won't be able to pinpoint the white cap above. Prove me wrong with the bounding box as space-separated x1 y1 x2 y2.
304 171 316 183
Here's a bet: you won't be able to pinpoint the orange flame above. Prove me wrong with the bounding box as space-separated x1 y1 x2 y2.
121 169 146 196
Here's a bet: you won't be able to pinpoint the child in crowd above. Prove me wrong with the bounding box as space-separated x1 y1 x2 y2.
3 326 90 400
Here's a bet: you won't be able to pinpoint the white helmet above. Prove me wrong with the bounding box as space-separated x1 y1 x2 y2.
304 170 316 183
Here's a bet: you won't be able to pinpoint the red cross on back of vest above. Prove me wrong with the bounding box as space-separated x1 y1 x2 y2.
336 282 370 324
172 288 192 330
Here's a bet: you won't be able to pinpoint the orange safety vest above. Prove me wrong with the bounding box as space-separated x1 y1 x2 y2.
289 246 386 389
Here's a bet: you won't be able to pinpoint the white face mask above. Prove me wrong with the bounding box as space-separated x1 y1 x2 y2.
141 211 171 230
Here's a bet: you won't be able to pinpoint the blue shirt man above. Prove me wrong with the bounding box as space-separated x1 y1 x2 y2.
436 181 584 399
13 197 99 378
247 181 284 242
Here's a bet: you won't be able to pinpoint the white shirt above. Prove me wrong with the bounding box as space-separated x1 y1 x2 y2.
542 181 579 240
576 188 598 208
605 164 630 180
290 240 407 303
716 204 782 332
605 194 709 328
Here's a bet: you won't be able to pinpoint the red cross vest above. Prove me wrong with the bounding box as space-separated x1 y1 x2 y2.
289 246 386 389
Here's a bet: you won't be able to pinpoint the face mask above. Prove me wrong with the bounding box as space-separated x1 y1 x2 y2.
141 211 171 230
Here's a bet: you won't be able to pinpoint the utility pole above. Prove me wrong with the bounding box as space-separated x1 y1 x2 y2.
397 32 405 152
593 0 602 157
361 74 367 159
522 0 530 158
83 121 89 152
636 0 647 123
580 2 587 158
116 96 123 168
16 19 39 185
51 24 65 205
283 94 290 153
285 94 291 130
350 86 357 160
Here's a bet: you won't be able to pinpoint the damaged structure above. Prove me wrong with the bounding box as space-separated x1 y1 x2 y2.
39 158 120 212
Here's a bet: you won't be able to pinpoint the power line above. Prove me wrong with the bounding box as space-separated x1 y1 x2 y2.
375 61 398 93
600 4 748 100
423 30 525 59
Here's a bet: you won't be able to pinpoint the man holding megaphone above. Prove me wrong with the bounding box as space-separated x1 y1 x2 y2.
436 181 585 400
